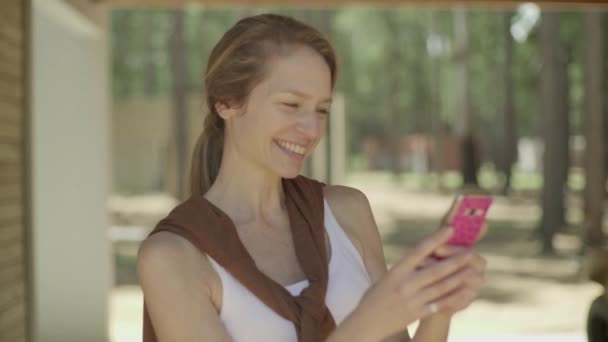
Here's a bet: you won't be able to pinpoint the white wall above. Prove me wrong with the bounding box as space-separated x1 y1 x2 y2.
31 0 111 341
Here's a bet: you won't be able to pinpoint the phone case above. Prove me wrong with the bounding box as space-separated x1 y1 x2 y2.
447 196 493 247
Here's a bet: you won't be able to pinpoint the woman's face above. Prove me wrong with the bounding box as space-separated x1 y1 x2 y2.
223 45 332 178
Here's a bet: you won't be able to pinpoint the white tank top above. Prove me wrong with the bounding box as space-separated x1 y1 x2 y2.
208 199 373 342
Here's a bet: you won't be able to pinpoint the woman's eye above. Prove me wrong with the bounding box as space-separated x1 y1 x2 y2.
282 103 299 109
280 102 328 116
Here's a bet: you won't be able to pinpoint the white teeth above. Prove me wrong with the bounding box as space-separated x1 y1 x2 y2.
277 140 305 155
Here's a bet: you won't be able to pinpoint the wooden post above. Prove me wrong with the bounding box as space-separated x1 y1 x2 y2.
311 135 328 183
329 93 346 185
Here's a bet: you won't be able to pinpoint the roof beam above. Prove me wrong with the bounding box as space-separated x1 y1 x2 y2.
93 0 608 9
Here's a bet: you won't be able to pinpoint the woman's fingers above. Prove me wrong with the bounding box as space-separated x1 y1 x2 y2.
405 254 485 313
433 286 479 315
415 257 438 270
414 267 475 304
421 263 485 316
475 223 489 242
461 264 485 289
469 253 487 274
353 227 487 338
437 221 489 246
433 245 466 259
400 250 472 292
391 228 454 275
431 247 486 276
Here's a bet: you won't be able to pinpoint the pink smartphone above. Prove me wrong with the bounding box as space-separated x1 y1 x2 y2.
445 194 493 247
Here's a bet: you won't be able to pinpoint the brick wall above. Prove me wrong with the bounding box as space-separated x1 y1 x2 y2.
0 0 29 341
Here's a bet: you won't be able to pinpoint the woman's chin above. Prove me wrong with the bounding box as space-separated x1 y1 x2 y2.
277 165 303 179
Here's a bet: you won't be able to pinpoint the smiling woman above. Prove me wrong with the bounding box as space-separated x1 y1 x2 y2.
137 13 486 342
212 43 332 176
191 16 337 190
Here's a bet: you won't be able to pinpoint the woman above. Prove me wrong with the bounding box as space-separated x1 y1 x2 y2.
138 13 486 342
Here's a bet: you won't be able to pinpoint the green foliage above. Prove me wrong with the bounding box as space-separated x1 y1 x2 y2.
111 6 592 158
111 7 239 102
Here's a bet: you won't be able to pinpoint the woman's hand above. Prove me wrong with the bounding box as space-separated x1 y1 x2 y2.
417 223 488 317
426 245 486 317
342 228 476 341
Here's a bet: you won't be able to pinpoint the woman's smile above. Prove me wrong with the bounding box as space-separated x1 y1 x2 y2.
273 139 307 162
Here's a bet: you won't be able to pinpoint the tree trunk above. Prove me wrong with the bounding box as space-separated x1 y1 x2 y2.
583 12 605 248
499 11 516 196
604 13 608 199
538 12 568 254
556 36 571 229
429 11 445 190
385 12 403 181
143 11 159 97
112 11 133 99
169 10 189 200
453 8 479 186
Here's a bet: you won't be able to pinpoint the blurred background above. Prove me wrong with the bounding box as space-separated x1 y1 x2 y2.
1 0 607 342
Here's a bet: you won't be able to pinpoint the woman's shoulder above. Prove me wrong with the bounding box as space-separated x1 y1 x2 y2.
323 185 377 250
137 232 228 339
323 184 375 229
137 231 221 305
323 185 370 213
323 185 388 282
138 231 203 267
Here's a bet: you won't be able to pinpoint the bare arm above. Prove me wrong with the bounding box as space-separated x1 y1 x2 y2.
137 232 233 342
326 185 478 342
137 189 480 342
324 186 412 341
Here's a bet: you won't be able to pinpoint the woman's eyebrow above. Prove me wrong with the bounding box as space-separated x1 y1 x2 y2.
275 88 332 104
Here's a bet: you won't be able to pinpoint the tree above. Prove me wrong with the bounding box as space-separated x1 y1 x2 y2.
452 8 479 187
385 11 405 179
169 9 189 200
498 11 517 195
142 11 160 97
582 12 605 248
428 11 446 188
605 14 608 193
538 12 569 254
111 11 134 101
555 14 574 229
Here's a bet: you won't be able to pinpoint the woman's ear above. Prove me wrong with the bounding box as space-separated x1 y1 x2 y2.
215 102 240 120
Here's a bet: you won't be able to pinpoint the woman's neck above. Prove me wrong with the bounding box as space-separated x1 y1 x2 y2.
204 150 286 226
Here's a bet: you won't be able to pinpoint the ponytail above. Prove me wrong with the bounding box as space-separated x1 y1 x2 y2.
189 112 224 196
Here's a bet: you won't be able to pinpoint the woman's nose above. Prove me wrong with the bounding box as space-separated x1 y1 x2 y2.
296 112 324 140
